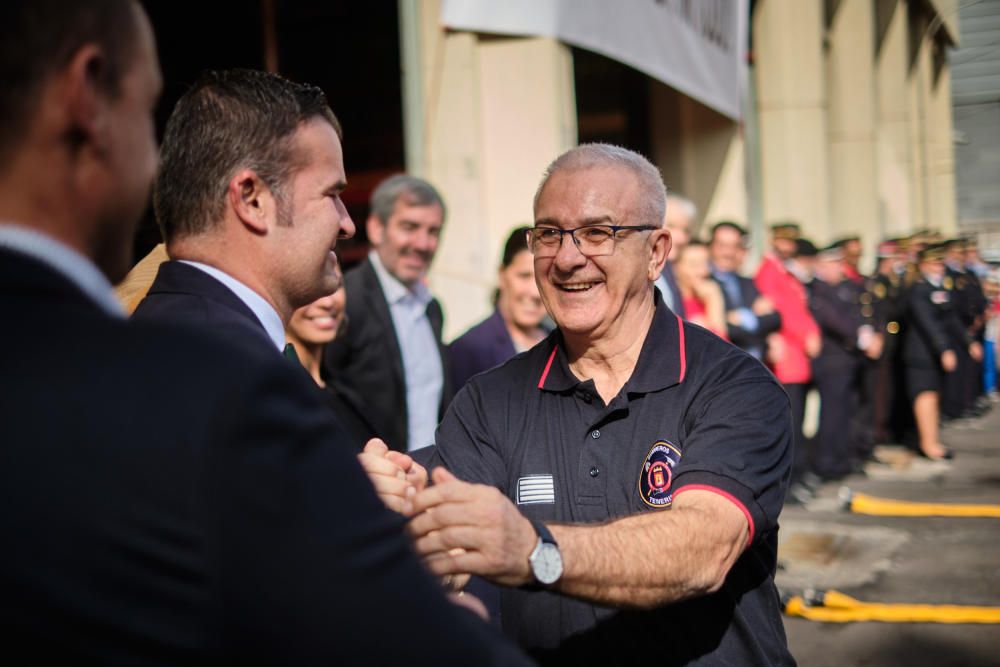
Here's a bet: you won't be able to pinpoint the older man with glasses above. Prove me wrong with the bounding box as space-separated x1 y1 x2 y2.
361 144 795 666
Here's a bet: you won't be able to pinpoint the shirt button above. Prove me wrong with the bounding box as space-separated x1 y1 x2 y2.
589 466 600 478
591 430 601 439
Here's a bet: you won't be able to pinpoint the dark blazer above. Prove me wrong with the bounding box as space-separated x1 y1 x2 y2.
660 261 686 318
323 257 451 452
448 308 517 391
0 248 527 665
711 272 782 353
903 277 969 370
809 278 864 371
132 260 276 349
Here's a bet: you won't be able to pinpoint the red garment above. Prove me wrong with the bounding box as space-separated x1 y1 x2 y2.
682 295 728 340
754 254 819 384
844 264 863 285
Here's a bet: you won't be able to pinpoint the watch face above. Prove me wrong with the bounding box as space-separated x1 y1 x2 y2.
531 543 564 585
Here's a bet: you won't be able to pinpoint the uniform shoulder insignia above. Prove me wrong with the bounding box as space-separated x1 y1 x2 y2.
943 276 953 290
957 277 967 290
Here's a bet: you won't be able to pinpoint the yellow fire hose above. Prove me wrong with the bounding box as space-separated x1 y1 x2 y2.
839 488 1000 518
784 590 1000 624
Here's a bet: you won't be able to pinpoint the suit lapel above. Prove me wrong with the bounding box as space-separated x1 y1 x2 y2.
359 259 406 388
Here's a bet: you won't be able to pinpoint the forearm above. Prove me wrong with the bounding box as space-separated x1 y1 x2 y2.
548 493 747 609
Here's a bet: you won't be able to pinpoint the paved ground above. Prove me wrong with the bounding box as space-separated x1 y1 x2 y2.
778 403 1000 667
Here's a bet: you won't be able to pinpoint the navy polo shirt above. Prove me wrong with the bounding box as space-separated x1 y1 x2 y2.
426 296 795 666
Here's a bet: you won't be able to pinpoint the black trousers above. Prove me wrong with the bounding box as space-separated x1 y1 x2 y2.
813 364 859 479
784 383 809 484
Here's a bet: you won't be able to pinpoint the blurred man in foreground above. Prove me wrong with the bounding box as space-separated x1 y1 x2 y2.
0 3 528 663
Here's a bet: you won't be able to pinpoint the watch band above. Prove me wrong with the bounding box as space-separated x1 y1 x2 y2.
531 520 558 547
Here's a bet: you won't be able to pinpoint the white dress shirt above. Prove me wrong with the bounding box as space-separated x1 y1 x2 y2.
369 252 443 452
0 224 124 317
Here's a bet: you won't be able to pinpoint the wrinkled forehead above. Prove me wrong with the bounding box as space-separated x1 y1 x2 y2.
534 165 642 226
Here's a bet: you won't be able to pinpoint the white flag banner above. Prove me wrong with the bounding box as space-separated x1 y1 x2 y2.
440 0 748 120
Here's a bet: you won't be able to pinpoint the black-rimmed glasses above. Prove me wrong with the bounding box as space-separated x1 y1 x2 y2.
526 224 659 258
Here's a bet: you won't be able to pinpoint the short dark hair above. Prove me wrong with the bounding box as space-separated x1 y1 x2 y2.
709 221 748 242
501 226 531 268
155 68 342 242
0 0 138 162
369 174 446 225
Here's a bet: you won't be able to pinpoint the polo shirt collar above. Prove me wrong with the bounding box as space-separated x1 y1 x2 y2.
537 292 686 395
369 250 432 307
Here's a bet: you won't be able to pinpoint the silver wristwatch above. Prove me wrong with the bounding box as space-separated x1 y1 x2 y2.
528 521 563 586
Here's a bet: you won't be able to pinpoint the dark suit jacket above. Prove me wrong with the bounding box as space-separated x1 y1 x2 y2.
132 260 277 349
0 248 527 665
903 277 969 370
809 278 864 371
323 257 451 452
711 272 782 353
447 308 517 391
660 261 686 318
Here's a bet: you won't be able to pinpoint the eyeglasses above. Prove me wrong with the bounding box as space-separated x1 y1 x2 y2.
526 224 658 258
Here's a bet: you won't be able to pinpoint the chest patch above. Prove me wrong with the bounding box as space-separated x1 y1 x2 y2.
638 441 682 508
516 475 555 505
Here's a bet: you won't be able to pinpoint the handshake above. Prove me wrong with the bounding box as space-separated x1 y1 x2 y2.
357 440 540 615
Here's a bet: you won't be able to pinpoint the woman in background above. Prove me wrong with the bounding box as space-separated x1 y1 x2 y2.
673 241 728 339
286 265 368 449
449 226 549 391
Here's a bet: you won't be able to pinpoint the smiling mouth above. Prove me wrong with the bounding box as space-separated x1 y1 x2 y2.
556 281 600 292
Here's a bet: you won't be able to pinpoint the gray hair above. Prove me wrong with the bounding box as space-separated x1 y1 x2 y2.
370 174 446 224
533 143 667 227
666 194 697 223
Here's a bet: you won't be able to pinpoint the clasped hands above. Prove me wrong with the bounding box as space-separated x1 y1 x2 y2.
358 440 538 592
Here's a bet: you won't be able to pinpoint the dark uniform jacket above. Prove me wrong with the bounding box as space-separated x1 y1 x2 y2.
323 257 451 452
809 278 864 370
870 271 906 353
422 294 795 666
1 249 529 665
903 276 969 369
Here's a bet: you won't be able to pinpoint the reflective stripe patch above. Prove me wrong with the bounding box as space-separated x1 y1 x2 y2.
517 475 555 505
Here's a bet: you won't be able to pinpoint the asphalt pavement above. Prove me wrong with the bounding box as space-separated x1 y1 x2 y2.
778 402 1000 667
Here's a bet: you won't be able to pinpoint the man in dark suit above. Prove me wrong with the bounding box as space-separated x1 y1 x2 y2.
809 244 881 479
707 222 781 360
654 194 695 317
0 6 528 663
324 175 451 452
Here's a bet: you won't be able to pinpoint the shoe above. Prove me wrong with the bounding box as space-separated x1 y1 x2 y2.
786 482 814 506
918 446 954 461
800 471 823 493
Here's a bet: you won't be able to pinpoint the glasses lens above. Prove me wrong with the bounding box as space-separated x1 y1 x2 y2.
577 226 615 256
529 228 562 255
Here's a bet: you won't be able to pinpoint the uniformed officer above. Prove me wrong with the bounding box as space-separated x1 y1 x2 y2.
809 245 881 479
361 144 795 666
869 239 908 443
903 243 983 460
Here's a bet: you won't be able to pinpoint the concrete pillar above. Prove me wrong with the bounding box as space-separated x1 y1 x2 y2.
649 82 747 237
907 5 932 231
875 0 915 236
402 0 577 339
926 41 958 234
826 0 880 265
753 0 831 242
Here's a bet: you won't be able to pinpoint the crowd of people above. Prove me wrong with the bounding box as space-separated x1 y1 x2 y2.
656 216 996 505
3 1 996 665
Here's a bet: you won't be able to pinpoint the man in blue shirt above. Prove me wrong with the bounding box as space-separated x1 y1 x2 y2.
324 175 451 452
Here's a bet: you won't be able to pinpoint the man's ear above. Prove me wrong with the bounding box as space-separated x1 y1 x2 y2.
227 170 275 235
366 214 385 247
62 44 111 153
648 228 672 280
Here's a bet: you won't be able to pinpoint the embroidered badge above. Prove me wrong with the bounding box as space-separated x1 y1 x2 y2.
638 441 682 508
517 475 555 505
